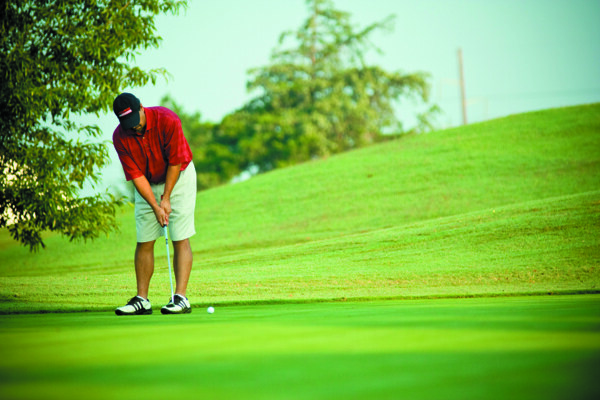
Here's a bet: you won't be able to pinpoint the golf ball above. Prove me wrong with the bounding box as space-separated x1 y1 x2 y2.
207 306 215 314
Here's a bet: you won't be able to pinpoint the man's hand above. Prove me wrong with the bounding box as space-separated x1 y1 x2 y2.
159 195 172 226
132 164 181 228
132 175 168 226
153 204 168 227
159 164 181 227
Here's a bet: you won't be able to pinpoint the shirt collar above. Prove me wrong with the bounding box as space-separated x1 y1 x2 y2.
144 107 154 133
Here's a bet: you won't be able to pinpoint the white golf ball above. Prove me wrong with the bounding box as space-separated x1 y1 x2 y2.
207 306 215 314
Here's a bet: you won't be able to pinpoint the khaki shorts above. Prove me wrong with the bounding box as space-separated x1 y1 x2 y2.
135 163 197 243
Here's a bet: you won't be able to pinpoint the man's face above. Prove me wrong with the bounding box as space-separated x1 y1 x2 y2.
131 106 147 133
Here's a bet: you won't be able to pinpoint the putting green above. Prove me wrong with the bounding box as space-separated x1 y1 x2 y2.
1 295 599 400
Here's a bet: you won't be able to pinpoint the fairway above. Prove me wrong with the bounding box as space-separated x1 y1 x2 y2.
0 295 599 400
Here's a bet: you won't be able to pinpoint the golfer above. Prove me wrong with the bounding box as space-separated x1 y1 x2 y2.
112 92 196 315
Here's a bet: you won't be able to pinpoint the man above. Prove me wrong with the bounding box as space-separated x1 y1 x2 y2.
112 92 196 315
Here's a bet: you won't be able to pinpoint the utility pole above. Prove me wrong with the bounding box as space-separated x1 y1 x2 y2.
458 48 468 125
310 1 317 67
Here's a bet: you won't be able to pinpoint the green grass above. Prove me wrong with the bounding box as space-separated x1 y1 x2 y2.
7 190 597 314
0 104 599 399
0 295 599 400
0 103 598 312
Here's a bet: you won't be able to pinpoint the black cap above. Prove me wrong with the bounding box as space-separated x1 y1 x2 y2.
113 93 141 130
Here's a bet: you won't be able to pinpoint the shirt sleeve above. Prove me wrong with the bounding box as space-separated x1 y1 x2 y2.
163 116 193 166
113 130 144 181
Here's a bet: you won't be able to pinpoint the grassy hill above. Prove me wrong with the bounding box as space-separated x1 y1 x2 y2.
0 103 599 313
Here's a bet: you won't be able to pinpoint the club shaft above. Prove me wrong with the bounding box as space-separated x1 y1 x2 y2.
164 225 175 303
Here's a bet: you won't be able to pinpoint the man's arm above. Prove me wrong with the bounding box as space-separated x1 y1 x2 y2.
159 164 182 226
132 175 167 227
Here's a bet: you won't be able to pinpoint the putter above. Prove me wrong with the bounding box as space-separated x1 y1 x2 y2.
164 225 175 305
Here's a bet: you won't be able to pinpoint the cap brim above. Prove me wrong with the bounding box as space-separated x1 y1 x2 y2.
120 112 140 130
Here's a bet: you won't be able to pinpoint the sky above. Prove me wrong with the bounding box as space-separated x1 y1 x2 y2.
88 0 600 193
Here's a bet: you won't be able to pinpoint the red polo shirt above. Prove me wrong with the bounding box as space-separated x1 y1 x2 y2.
113 106 192 184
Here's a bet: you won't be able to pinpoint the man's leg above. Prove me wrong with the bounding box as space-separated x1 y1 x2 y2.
135 240 156 299
161 163 195 314
172 238 192 297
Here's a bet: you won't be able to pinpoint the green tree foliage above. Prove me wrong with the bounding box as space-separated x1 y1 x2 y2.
221 0 434 173
0 0 186 250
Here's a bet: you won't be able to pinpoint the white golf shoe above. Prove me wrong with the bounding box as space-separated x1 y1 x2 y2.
161 294 192 314
115 296 153 315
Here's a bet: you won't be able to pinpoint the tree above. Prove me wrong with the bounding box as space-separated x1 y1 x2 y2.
0 0 187 251
223 0 435 173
